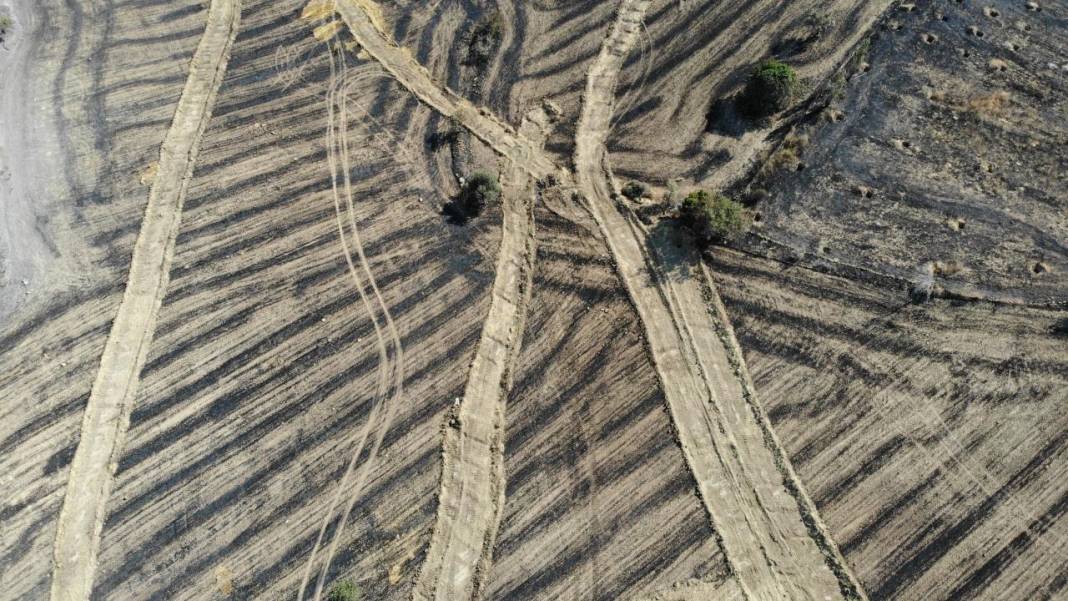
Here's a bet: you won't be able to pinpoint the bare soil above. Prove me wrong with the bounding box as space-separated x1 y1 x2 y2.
1 1 1065 601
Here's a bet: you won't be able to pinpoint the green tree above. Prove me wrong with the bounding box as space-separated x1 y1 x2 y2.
327 580 361 601
678 190 750 244
458 171 501 218
738 59 798 118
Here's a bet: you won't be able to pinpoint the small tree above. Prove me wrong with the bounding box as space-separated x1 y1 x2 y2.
738 59 797 118
457 171 501 218
621 181 648 201
327 581 361 601
678 190 750 244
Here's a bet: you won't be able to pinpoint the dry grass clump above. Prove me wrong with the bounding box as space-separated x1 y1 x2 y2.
966 90 1011 115
767 131 809 172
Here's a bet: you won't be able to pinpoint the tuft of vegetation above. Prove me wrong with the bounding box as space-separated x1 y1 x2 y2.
466 11 504 69
678 190 751 245
327 581 361 601
0 15 13 42
738 59 798 118
449 171 500 221
621 181 648 201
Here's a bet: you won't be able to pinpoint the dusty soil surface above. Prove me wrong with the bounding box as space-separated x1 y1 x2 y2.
0 1 211 598
91 3 502 599
484 186 727 601
50 2 240 598
0 0 57 320
1 0 1065 600
708 246 1068 601
606 0 891 189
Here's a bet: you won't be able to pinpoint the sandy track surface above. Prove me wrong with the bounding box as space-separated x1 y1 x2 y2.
48 1 241 600
483 190 726 601
572 1 862 600
414 159 535 601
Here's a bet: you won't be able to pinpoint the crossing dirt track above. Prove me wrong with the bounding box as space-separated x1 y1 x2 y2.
1 0 1066 600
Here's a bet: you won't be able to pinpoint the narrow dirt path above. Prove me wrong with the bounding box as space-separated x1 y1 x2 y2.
49 1 241 600
572 2 865 600
413 155 536 601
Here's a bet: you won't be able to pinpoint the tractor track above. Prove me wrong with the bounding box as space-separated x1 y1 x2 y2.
413 148 538 601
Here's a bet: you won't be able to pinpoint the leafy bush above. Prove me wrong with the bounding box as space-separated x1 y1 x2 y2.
678 190 750 244
621 181 648 201
456 171 501 218
738 59 797 118
327 581 361 601
0 15 13 39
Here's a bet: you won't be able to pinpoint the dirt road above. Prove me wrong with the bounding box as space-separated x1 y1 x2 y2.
414 157 536 601
571 1 865 600
322 0 865 598
48 1 240 599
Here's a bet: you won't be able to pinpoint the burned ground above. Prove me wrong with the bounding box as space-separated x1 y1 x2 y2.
739 0 1067 306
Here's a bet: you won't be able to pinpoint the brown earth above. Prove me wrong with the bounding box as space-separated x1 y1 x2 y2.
1 0 1065 600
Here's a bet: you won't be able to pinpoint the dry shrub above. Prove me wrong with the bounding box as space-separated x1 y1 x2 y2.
966 90 1011 115
933 260 964 276
767 131 809 171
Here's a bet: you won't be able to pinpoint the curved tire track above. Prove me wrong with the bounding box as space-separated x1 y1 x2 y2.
49 1 241 600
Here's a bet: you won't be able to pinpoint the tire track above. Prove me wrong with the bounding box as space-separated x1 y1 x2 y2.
298 37 407 601
48 1 240 599
413 145 538 600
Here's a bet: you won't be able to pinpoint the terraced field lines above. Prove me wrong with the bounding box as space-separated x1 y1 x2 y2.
48 2 240 600
414 161 536 601
573 1 864 600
